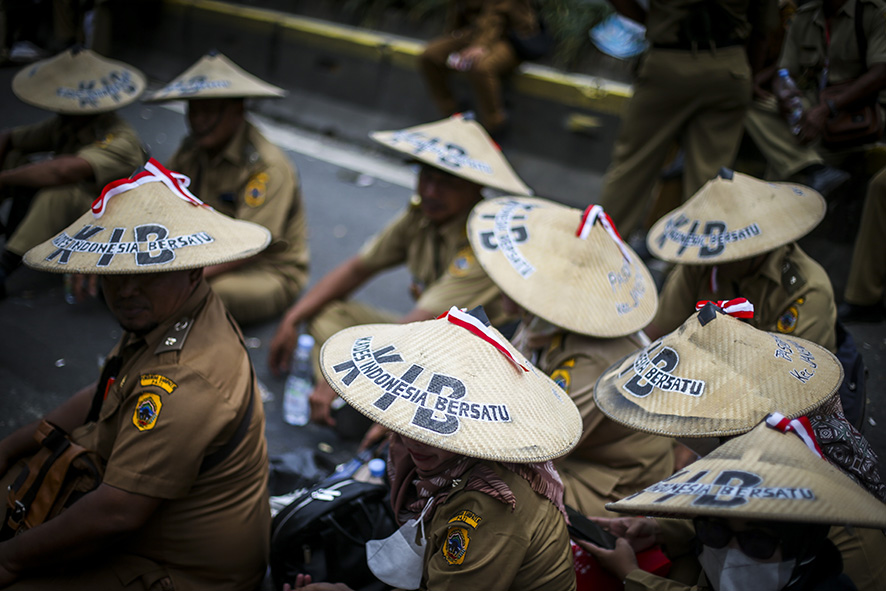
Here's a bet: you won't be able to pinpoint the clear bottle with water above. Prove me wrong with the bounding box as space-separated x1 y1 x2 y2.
283 334 314 426
775 68 804 135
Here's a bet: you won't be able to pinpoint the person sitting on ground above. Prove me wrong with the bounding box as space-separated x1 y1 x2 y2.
289 305 582 591
419 0 542 135
578 419 886 590
593 302 886 591
143 51 309 326
0 47 146 299
465 196 674 516
0 159 272 589
268 114 531 436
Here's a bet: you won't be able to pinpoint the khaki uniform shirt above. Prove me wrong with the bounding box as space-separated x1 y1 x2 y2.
645 0 777 46
358 201 505 322
169 121 309 294
9 112 145 190
779 0 886 93
424 462 576 591
75 281 269 590
654 243 837 352
520 330 674 515
447 0 538 47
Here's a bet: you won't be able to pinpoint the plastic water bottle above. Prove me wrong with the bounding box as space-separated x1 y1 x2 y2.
775 68 804 135
367 458 386 485
283 334 314 426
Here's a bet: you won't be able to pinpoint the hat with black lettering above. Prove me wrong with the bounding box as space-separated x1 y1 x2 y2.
593 303 842 438
607 421 886 527
23 158 270 274
371 114 532 195
12 47 146 114
468 197 657 337
319 306 582 463
143 51 286 101
646 169 825 264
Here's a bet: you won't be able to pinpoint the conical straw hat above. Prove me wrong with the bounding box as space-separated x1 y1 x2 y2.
594 304 842 438
24 159 270 274
647 170 825 264
468 197 657 337
319 307 582 463
12 47 145 114
371 115 532 195
144 51 286 101
608 421 886 528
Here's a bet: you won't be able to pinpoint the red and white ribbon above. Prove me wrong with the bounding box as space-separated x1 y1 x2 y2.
765 412 824 458
695 297 754 319
91 158 207 218
437 306 528 372
576 205 631 261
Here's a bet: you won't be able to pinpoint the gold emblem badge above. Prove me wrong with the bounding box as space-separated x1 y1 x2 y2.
244 172 269 207
133 393 162 431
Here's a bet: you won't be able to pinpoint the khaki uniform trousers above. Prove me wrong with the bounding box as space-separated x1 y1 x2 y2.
845 166 886 305
208 266 292 327
5 184 94 256
420 33 520 131
307 300 399 375
598 46 752 236
744 97 823 179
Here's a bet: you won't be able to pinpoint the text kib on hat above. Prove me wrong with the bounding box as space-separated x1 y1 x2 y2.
594 303 842 438
13 47 146 114
24 159 270 274
320 306 582 463
469 198 657 337
607 420 886 528
144 51 286 101
647 169 825 265
371 114 532 195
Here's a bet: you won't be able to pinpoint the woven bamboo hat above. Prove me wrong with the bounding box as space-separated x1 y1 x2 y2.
319 306 582 463
12 47 145 114
370 114 532 195
593 303 842 438
468 197 657 337
24 159 270 274
144 51 286 101
607 421 886 528
647 169 825 264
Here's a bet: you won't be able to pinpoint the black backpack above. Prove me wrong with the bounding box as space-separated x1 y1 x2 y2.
269 479 398 591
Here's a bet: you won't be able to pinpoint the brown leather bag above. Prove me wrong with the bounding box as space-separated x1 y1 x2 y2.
2 420 103 540
820 82 883 150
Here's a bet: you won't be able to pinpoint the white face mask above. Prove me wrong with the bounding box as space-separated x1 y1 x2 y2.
699 545 796 591
365 498 434 590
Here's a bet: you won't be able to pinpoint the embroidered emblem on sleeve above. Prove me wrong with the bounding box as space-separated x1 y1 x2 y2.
776 299 803 334
96 133 115 149
244 172 269 208
448 246 476 277
140 373 178 394
448 510 482 528
443 526 470 565
550 358 575 393
133 393 162 431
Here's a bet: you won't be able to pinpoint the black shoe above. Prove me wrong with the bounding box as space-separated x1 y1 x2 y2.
838 301 886 323
798 165 851 199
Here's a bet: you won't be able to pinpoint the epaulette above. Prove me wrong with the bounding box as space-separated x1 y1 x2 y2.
154 316 194 354
244 141 262 167
781 257 807 295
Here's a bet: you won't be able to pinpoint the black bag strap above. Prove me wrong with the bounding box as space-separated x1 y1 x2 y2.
856 0 867 71
87 355 122 424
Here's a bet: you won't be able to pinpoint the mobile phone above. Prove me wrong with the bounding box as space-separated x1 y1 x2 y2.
566 506 617 550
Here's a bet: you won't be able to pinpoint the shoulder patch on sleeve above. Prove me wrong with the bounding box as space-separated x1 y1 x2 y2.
776 299 802 334
448 510 482 529
133 392 162 431
550 358 575 393
140 373 178 394
448 246 477 277
443 526 471 566
781 258 807 295
95 133 114 149
244 171 269 208
154 316 194 355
